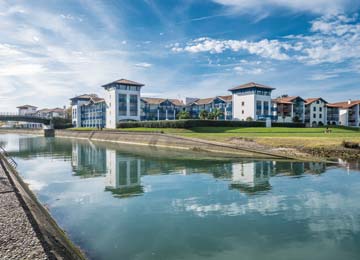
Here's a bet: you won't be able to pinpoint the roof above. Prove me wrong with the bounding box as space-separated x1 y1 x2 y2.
327 100 360 109
102 78 144 88
70 94 98 101
141 97 184 106
16 105 37 109
305 97 328 105
229 82 275 92
37 108 66 113
273 96 304 104
218 95 232 102
193 97 215 105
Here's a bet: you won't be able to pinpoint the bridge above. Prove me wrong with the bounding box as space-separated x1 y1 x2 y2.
0 112 54 137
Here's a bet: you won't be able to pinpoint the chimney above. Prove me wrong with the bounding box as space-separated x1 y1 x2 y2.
348 99 351 105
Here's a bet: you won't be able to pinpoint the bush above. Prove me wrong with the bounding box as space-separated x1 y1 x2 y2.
117 120 306 129
246 117 253 121
272 122 306 128
52 117 72 129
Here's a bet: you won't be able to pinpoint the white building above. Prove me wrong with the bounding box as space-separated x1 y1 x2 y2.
17 105 37 115
304 98 328 127
272 96 305 123
70 94 98 127
102 79 144 129
16 104 42 128
229 82 275 121
327 100 360 127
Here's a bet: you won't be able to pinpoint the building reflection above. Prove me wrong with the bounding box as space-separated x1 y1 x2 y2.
104 149 143 198
230 161 273 193
71 142 107 177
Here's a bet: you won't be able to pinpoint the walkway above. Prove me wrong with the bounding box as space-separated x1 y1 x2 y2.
0 159 49 260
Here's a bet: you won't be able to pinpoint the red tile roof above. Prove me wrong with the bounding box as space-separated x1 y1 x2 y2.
304 97 328 105
102 78 144 88
16 105 37 109
327 100 360 109
141 97 184 106
229 82 275 91
273 96 304 104
218 95 232 102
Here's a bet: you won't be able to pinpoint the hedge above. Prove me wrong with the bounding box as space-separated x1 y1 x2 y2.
117 120 305 129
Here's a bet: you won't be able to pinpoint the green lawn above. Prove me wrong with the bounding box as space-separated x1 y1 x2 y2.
68 126 360 149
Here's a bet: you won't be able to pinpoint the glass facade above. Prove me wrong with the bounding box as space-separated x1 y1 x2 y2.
130 95 138 116
118 94 127 116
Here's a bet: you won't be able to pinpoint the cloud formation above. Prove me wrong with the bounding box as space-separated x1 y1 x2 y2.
212 0 356 15
172 14 360 67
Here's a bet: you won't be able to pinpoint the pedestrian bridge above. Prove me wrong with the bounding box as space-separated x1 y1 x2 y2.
0 112 52 125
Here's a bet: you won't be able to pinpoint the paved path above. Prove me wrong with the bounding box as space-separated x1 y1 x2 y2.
0 160 49 260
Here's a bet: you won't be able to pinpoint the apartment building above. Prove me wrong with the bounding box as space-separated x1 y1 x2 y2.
327 100 360 127
70 94 99 127
304 98 328 127
187 95 232 120
272 96 305 123
36 107 67 119
17 105 37 115
140 98 184 121
229 82 275 121
102 79 144 128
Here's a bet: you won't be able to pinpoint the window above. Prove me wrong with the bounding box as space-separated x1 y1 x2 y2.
263 101 269 115
256 101 262 115
319 107 322 112
242 101 245 106
242 110 244 114
316 100 319 104
313 113 316 118
313 107 316 112
118 94 127 116
129 95 138 116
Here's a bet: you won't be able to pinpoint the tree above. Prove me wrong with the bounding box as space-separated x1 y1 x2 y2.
207 112 215 120
292 116 300 123
246 116 253 121
212 108 224 120
177 111 190 119
199 110 208 120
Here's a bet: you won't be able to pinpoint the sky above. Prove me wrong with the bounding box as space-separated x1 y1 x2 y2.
0 0 360 111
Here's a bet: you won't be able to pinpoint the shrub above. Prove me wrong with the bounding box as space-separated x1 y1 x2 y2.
177 111 190 119
246 117 253 122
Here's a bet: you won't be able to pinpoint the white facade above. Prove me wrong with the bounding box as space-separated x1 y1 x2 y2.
231 161 272 188
103 80 144 129
230 83 274 121
17 105 37 115
71 100 89 127
305 99 327 127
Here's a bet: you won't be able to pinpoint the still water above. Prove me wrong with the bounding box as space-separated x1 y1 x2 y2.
1 133 360 260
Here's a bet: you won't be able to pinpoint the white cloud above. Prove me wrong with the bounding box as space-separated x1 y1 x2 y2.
172 37 290 60
173 14 360 68
134 62 152 68
212 0 355 15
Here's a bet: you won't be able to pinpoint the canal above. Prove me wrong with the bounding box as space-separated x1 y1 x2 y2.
1 133 360 260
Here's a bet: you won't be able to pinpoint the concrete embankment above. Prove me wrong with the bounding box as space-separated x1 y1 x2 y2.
0 155 86 260
55 130 306 160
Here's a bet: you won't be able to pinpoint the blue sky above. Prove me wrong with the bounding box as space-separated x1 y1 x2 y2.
0 0 360 111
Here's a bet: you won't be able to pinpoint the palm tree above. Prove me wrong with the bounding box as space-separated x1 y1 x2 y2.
212 108 224 120
199 110 208 120
177 111 190 119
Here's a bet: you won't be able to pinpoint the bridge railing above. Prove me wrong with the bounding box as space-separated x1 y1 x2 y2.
0 112 49 119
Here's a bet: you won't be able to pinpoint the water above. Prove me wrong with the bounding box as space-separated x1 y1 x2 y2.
1 133 360 260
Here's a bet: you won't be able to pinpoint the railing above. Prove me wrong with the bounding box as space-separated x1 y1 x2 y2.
0 145 17 168
0 112 48 119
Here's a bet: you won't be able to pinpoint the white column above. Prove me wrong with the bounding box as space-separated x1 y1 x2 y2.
166 109 168 120
157 109 160 121
126 94 130 116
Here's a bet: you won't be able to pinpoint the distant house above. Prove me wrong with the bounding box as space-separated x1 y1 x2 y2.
272 96 305 123
140 98 184 121
229 82 275 121
186 95 232 120
304 98 328 127
16 105 37 116
327 100 360 127
36 107 67 119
